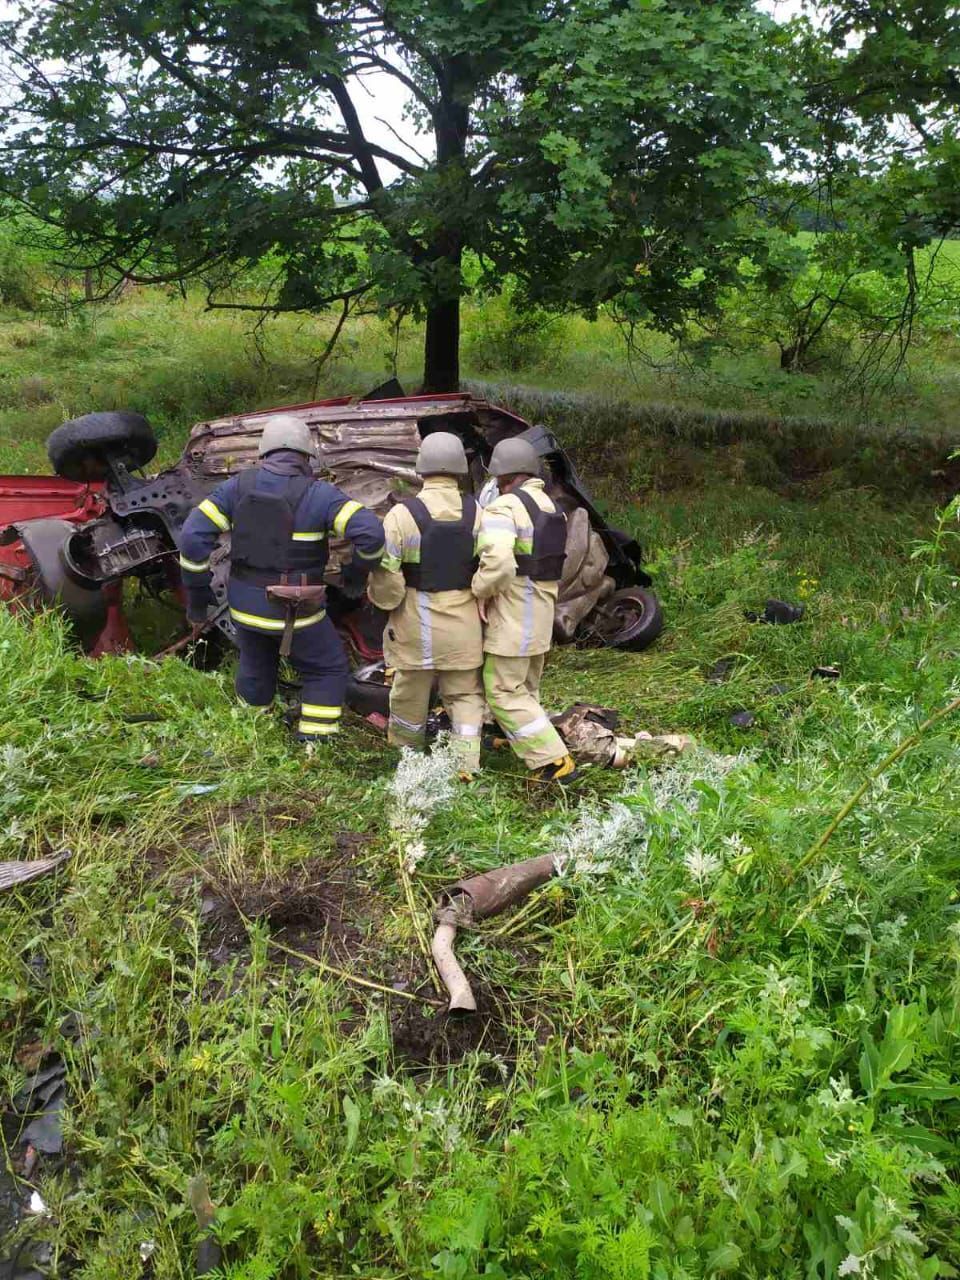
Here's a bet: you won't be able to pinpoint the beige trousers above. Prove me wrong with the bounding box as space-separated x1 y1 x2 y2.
483 652 566 770
388 667 485 772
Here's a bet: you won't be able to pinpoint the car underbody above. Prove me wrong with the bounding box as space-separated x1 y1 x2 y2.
0 390 663 688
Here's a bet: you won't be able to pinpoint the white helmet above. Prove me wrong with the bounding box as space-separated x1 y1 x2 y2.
416 430 469 477
258 413 318 459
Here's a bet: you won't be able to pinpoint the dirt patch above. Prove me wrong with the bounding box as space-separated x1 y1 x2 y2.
389 980 519 1070
200 852 366 967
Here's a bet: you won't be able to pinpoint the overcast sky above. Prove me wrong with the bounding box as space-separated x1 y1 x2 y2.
0 0 809 178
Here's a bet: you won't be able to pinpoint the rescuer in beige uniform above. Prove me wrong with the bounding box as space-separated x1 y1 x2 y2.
473 438 577 782
367 432 486 774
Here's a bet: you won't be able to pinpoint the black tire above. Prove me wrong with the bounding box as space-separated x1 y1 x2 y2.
593 587 664 652
346 667 391 717
47 411 157 481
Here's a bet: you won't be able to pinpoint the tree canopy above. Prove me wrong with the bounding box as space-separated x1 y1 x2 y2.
0 0 797 390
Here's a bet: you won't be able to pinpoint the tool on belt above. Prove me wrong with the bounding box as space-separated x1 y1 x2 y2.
265 572 327 657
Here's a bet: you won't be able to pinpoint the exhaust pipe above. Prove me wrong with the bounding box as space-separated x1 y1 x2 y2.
432 854 557 1014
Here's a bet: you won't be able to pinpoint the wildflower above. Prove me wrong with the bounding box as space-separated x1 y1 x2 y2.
554 803 645 877
402 838 429 873
683 847 721 886
389 735 460 818
388 734 461 873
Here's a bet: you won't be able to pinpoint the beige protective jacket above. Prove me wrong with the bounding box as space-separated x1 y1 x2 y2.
367 477 483 670
472 478 561 658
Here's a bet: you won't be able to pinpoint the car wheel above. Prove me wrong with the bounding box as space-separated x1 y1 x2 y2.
346 663 391 717
591 587 664 651
47 411 158 481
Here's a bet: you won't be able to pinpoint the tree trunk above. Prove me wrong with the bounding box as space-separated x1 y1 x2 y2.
422 257 462 394
421 74 468 394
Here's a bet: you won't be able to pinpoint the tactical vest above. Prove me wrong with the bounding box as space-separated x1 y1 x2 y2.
513 488 567 582
400 494 479 592
230 467 328 583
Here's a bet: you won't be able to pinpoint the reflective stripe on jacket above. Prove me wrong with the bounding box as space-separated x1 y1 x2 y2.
367 476 483 670
472 478 560 658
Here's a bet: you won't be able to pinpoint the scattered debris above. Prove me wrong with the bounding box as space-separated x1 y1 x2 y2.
433 856 557 1014
11 1058 68 1156
628 731 697 762
729 710 756 729
812 665 841 680
0 850 72 893
139 1240 157 1263
552 704 695 768
26 1191 50 1218
707 656 738 684
188 1175 220 1277
745 598 805 625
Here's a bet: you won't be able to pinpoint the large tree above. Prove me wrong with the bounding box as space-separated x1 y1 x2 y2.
0 0 795 391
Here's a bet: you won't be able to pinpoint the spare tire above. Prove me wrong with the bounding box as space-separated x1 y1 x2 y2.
47 411 157 481
592 587 664 652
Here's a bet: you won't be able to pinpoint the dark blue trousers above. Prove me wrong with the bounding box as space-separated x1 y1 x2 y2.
235 617 349 738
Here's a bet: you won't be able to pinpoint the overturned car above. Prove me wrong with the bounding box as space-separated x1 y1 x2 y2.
0 390 662 681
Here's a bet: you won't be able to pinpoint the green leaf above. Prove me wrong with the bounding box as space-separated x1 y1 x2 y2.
706 1243 743 1274
342 1093 360 1153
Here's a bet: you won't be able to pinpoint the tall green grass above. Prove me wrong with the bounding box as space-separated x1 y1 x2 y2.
2 476 959 1277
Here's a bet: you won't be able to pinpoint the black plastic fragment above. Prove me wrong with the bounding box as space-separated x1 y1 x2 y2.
729 710 756 729
745 599 805 625
812 665 841 680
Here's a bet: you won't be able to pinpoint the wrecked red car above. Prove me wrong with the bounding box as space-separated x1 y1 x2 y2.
0 390 662 689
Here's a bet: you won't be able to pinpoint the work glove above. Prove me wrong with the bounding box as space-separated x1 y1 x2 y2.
186 586 217 625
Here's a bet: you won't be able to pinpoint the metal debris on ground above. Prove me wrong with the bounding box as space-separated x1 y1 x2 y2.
433 855 558 1013
0 850 72 893
744 598 805 624
13 1060 68 1156
707 656 738 683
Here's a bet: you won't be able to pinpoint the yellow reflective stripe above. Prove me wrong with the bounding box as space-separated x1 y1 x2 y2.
179 554 210 572
301 704 341 719
298 721 339 736
291 531 326 542
332 499 363 537
229 607 325 632
357 543 385 560
198 499 230 531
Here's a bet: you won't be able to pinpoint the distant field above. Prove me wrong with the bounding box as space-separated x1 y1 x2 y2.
0 276 959 479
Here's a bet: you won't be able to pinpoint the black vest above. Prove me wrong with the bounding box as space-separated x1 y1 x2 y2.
400 493 479 592
513 488 567 582
230 467 327 583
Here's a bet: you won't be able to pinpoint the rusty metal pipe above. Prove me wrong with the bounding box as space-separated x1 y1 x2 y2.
432 854 558 1013
431 916 477 1014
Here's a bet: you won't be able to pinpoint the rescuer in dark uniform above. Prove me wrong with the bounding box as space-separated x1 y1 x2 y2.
178 414 384 742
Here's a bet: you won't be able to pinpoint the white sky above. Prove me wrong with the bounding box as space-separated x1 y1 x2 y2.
0 0 810 182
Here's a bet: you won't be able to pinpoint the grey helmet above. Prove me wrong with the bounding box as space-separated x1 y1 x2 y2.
416 430 469 477
257 413 318 459
487 437 541 478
